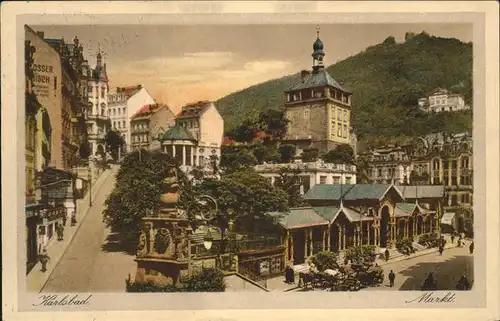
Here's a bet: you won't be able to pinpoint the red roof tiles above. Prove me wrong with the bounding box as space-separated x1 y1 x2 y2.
176 100 212 119
131 103 165 119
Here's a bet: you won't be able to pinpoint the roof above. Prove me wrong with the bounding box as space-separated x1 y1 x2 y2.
312 206 340 222
394 203 417 217
441 212 456 225
288 68 348 93
340 206 374 222
176 101 212 119
116 85 142 97
160 124 196 141
304 184 401 201
269 207 329 229
131 104 166 120
398 185 445 199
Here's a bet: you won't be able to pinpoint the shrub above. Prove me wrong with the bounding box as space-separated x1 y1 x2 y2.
396 237 416 255
311 251 339 271
345 245 377 263
125 267 226 292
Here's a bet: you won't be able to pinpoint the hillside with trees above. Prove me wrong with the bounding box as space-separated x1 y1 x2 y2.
215 31 473 148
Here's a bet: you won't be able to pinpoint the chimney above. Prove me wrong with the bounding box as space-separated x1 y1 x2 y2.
36 31 44 38
301 70 310 83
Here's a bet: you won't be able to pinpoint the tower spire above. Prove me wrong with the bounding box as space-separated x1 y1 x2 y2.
312 28 325 72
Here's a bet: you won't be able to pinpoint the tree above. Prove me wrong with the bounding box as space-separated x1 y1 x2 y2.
354 155 373 184
103 150 177 248
198 170 288 233
258 108 289 141
322 144 355 164
274 166 305 208
301 148 319 162
226 119 259 143
105 129 125 160
251 143 280 164
220 147 257 173
279 144 297 163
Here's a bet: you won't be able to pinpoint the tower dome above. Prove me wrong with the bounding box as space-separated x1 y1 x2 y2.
313 36 324 51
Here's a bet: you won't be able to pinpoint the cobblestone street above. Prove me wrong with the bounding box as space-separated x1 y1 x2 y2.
364 243 474 291
41 166 136 293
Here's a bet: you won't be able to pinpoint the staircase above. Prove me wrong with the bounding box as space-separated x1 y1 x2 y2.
412 242 426 252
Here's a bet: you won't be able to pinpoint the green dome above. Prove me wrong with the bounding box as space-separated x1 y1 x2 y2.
160 124 196 141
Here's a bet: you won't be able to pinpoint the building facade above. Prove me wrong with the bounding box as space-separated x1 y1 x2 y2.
360 146 412 185
84 51 111 158
283 31 353 155
254 160 357 194
108 85 156 149
130 103 175 151
418 88 470 113
159 101 224 174
409 132 473 212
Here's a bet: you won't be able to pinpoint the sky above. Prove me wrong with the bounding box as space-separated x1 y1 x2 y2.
33 24 472 114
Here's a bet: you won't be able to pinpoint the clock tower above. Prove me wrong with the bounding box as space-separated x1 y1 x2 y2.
283 30 353 155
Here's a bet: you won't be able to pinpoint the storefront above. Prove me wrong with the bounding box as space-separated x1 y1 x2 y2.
26 203 44 274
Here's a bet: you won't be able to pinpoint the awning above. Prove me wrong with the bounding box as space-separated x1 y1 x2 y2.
441 212 456 225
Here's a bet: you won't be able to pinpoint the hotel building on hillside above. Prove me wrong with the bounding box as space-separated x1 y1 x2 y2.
418 88 470 113
108 85 156 150
130 103 176 152
158 101 224 174
254 159 357 194
283 31 357 156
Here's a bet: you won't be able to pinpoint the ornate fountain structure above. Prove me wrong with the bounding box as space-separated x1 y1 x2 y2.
134 166 193 286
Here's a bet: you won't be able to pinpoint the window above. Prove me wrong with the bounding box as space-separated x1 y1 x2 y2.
451 160 457 169
194 121 198 128
101 87 105 98
337 123 342 136
343 110 347 122
451 176 457 185
343 125 347 138
319 176 327 184
378 169 382 177
433 160 440 170
186 147 192 166
199 156 204 167
333 177 340 184
337 108 342 120
443 161 449 169
122 121 125 128
461 157 469 168
123 107 126 114
451 195 458 206
345 176 351 184
88 86 92 92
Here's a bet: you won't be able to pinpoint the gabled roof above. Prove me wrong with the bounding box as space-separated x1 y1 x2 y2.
394 202 435 217
398 185 445 199
160 124 196 141
339 206 374 222
116 85 143 97
312 206 340 222
269 207 329 230
304 184 403 202
288 68 348 93
131 104 167 120
176 100 212 119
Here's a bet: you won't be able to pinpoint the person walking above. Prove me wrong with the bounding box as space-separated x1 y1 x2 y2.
56 224 63 241
451 234 455 245
388 270 396 288
384 249 390 262
62 213 67 226
438 245 444 256
469 241 474 254
39 248 50 272
71 211 77 226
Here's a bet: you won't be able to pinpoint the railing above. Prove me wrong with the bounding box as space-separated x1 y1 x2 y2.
192 235 282 258
255 161 356 173
238 266 268 289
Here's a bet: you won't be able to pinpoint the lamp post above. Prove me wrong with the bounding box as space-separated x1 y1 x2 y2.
87 166 93 207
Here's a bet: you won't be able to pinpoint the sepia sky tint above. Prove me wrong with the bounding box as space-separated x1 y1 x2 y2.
33 24 472 114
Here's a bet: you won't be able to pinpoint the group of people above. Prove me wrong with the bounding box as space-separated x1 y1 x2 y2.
38 211 76 273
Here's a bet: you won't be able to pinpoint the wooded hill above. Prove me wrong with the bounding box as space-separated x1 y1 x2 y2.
215 31 473 148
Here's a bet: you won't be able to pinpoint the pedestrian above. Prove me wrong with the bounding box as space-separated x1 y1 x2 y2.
451 234 455 244
469 241 474 254
62 214 67 226
71 211 77 226
384 249 390 262
456 275 470 290
39 248 50 272
422 272 437 291
438 245 444 256
388 270 396 287
56 224 63 241
458 236 462 247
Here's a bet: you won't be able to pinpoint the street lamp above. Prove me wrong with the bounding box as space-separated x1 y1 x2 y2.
87 167 93 207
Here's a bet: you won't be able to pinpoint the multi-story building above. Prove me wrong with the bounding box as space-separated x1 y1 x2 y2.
83 50 111 158
360 146 412 185
108 85 156 150
283 31 353 155
409 132 473 211
159 100 224 173
130 103 175 151
254 160 357 194
418 88 470 113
